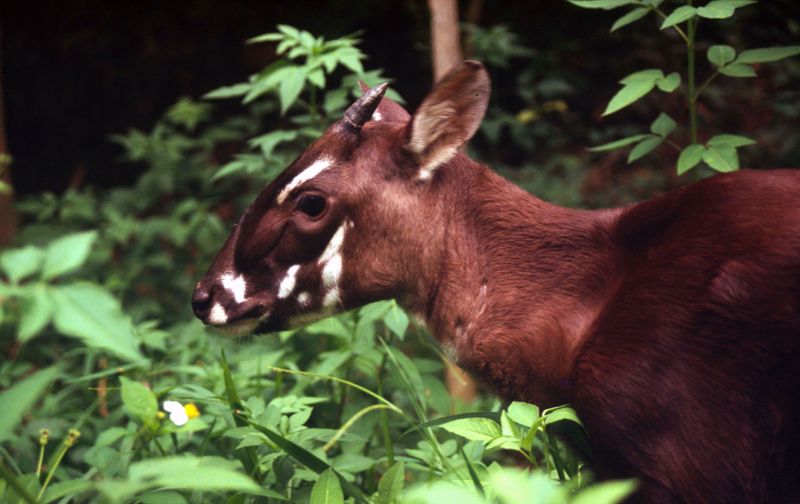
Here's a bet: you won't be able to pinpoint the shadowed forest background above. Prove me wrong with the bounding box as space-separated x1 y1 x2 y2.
0 1 799 503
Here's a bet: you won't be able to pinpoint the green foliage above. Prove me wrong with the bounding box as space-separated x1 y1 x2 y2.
569 0 800 175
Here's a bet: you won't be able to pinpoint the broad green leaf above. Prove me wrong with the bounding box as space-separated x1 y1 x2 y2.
50 282 143 362
572 479 639 504
650 113 677 137
610 8 649 32
439 417 501 442
619 68 664 84
41 479 95 503
247 32 284 44
0 245 44 284
126 456 263 494
41 231 97 281
567 0 638 10
310 468 344 504
543 405 584 427
2 472 41 504
307 68 326 89
707 45 736 67
120 377 158 426
703 145 740 172
17 284 53 342
337 48 365 75
507 402 540 427
697 0 754 19
279 67 306 115
376 461 405 504
399 412 500 440
603 79 658 116
677 144 706 174
0 366 60 441
384 301 409 340
656 72 681 92
248 130 299 158
627 136 663 163
707 134 756 148
736 46 800 64
203 82 251 100
719 63 757 78
660 5 696 29
589 134 650 152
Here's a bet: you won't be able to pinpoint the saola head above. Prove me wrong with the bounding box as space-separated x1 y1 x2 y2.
192 61 490 334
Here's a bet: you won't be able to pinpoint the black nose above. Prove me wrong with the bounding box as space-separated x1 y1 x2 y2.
192 286 212 320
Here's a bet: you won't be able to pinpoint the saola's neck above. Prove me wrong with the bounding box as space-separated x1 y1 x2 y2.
415 157 621 406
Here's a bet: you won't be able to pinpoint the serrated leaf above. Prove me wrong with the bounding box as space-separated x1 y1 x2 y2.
0 366 60 442
736 46 800 64
589 134 651 152
660 5 696 29
376 461 405 504
50 282 143 362
310 469 344 504
650 113 677 137
656 72 681 92
18 284 53 342
703 145 740 172
603 79 658 116
0 245 44 284
439 417 502 442
120 377 158 426
677 144 706 174
627 136 663 163
567 0 638 9
610 8 650 32
719 63 757 78
707 45 736 67
707 134 756 148
41 231 97 280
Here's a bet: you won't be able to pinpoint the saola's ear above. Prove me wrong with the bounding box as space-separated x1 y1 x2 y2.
407 60 490 180
357 81 411 123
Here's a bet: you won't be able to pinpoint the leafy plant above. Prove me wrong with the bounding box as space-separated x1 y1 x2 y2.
569 0 800 175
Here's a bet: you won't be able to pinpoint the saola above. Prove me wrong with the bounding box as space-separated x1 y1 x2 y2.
193 61 800 502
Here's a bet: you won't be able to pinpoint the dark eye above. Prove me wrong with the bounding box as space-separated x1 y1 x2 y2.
295 194 326 218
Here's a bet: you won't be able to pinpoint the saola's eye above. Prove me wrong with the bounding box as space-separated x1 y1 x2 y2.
295 194 326 218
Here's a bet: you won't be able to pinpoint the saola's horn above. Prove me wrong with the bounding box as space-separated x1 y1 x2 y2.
340 83 388 134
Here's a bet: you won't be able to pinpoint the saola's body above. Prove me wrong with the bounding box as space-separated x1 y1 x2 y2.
193 61 800 502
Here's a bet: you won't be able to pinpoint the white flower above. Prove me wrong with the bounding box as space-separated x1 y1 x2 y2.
163 400 189 426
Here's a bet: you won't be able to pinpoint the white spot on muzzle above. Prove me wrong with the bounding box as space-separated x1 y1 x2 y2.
209 303 228 325
221 273 247 303
317 222 347 306
277 158 334 205
278 264 301 299
297 291 311 307
323 287 340 308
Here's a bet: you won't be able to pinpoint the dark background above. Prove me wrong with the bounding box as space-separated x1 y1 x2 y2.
3 0 799 196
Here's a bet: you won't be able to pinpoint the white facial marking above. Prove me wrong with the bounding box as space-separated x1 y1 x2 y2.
322 287 340 308
372 111 383 121
221 273 247 303
321 254 342 288
278 265 301 299
277 158 334 205
209 303 228 325
319 224 346 264
297 291 311 307
317 222 348 308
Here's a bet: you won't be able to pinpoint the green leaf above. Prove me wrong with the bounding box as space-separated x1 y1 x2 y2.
247 32 284 44
736 46 800 64
120 377 158 426
619 68 664 84
376 461 405 504
50 282 143 362
627 136 663 163
384 301 409 340
589 134 651 152
707 45 736 67
248 130 299 158
603 79 658 116
677 144 706 174
506 402 540 427
41 479 95 503
610 8 650 32
543 405 584 427
650 113 677 137
707 134 756 148
203 82 251 100
0 246 44 284
336 48 365 75
126 456 263 494
279 67 306 115
310 469 344 504
439 417 502 442
399 412 500 440
567 0 638 10
17 284 53 342
41 231 97 281
656 72 681 92
660 5 696 29
719 63 757 78
0 366 60 442
696 0 754 19
572 479 639 504
703 145 740 172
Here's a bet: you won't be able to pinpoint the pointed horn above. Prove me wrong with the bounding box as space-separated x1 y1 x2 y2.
340 83 388 134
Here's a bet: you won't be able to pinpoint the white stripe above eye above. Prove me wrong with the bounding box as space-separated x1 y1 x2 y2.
277 157 334 205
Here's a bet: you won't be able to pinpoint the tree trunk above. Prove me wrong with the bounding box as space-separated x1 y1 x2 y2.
0 20 16 246
427 0 478 405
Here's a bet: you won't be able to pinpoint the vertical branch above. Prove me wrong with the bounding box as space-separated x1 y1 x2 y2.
0 19 16 246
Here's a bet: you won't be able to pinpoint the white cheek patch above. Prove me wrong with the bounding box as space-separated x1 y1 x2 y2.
322 287 340 308
277 157 334 205
296 291 311 307
319 224 346 264
278 265 301 299
317 222 348 307
372 111 383 121
221 273 247 303
321 255 342 288
209 303 228 325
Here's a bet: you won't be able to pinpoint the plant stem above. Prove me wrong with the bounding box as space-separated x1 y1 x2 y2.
694 70 719 101
650 6 689 44
686 15 698 146
0 462 37 504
